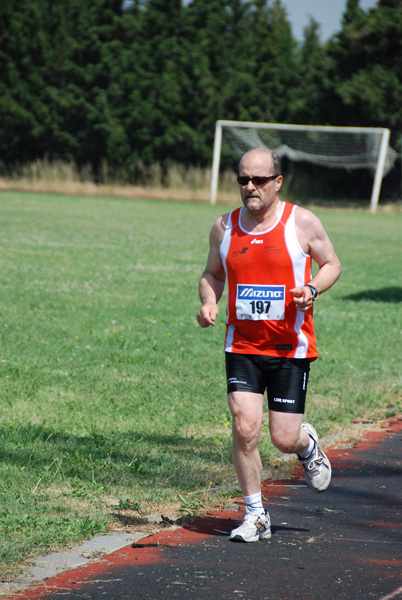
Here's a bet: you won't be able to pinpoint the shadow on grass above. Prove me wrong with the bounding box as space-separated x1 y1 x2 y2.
0 424 229 491
341 286 402 303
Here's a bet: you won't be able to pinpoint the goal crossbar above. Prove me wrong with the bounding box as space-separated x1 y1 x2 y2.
210 120 395 213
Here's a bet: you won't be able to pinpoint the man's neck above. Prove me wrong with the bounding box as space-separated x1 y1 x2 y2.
241 199 284 232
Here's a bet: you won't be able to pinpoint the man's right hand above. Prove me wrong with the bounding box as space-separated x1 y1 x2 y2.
197 304 219 328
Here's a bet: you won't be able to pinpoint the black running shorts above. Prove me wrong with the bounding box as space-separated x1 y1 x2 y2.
225 353 310 414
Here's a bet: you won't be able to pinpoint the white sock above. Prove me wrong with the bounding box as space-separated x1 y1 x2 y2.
298 435 315 459
244 491 264 514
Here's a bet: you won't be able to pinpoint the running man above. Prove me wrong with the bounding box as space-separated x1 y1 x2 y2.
197 148 341 542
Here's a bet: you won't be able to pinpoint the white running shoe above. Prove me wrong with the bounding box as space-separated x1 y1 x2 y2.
299 422 332 492
229 512 271 543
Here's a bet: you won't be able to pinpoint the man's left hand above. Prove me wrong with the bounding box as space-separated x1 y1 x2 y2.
290 286 313 312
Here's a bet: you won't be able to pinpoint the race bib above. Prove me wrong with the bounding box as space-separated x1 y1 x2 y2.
236 285 285 321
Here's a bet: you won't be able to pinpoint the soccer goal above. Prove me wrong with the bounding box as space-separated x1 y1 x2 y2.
210 120 398 212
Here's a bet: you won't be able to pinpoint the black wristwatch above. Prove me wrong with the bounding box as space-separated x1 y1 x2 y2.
306 284 319 301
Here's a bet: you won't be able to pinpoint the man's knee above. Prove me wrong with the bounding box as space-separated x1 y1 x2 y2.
232 415 261 447
228 391 263 447
270 419 303 454
271 434 300 454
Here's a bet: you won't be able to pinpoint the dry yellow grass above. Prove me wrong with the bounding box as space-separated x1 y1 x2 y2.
0 176 242 204
0 160 240 205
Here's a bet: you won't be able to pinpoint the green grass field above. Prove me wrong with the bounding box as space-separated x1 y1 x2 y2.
0 190 401 580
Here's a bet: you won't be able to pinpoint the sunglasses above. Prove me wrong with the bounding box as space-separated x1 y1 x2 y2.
237 174 279 186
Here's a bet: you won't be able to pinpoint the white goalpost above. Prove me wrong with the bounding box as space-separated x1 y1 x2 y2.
210 120 398 213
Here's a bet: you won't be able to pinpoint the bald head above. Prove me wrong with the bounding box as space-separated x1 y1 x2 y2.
238 148 281 177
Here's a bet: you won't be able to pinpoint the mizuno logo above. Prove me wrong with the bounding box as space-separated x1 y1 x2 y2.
239 287 284 299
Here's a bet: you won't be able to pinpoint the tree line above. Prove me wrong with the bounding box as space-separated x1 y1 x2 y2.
0 0 401 185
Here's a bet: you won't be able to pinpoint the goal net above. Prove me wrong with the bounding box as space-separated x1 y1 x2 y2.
210 120 398 212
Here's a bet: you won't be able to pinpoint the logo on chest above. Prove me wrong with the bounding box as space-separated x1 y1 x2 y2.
231 247 249 256
238 286 284 300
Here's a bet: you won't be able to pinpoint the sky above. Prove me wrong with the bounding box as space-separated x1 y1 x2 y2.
281 0 378 41
125 1 379 42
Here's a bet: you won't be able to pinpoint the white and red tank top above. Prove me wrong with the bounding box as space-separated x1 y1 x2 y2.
220 202 318 360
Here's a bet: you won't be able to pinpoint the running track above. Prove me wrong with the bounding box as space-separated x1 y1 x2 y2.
5 415 402 600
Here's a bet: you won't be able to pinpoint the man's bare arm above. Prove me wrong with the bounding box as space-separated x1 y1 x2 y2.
291 208 342 311
197 217 227 328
